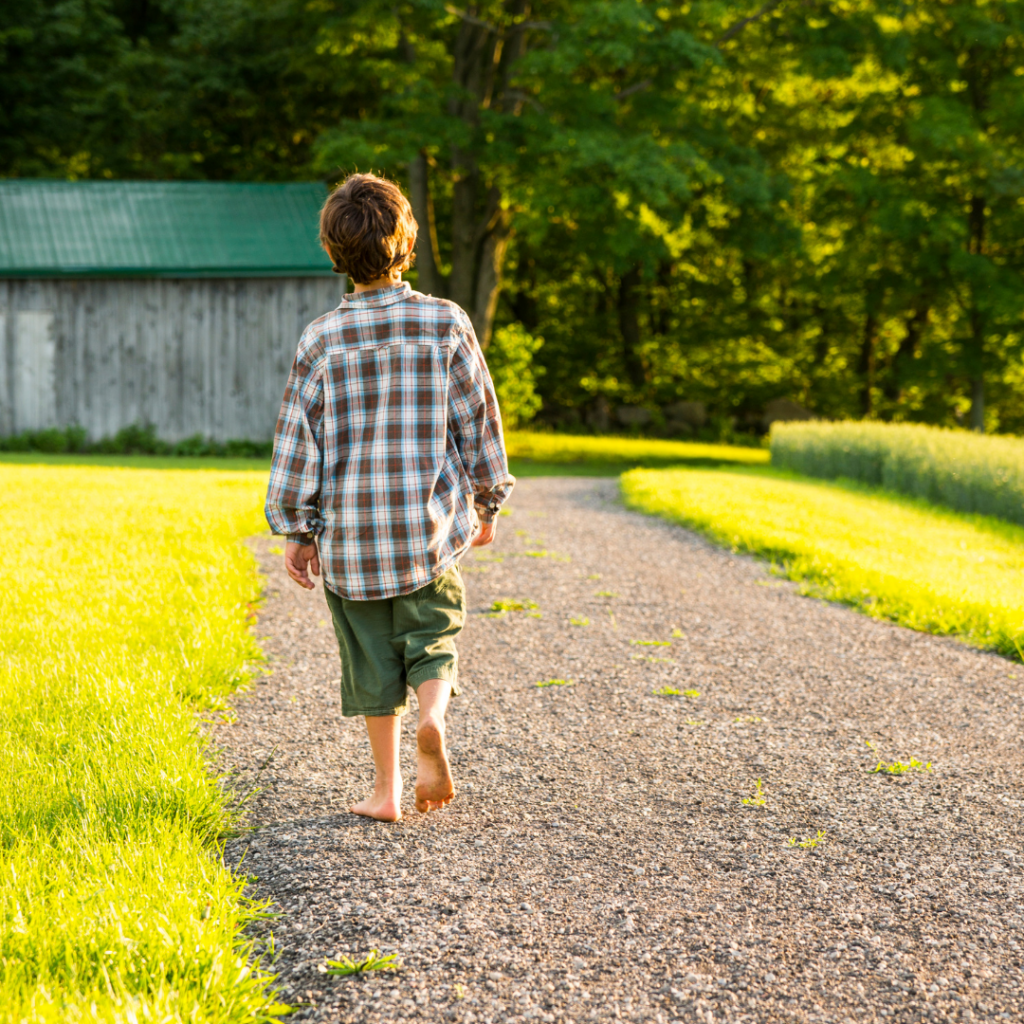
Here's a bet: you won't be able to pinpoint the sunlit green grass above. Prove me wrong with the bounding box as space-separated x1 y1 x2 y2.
622 466 1024 661
0 465 284 1022
505 429 768 474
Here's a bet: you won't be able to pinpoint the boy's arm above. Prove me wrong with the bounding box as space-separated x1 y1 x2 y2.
448 313 515 521
265 333 326 544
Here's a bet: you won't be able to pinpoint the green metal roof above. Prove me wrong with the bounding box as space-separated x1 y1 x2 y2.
0 180 334 277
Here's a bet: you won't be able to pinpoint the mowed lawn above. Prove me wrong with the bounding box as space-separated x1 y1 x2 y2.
0 464 283 1023
623 466 1024 661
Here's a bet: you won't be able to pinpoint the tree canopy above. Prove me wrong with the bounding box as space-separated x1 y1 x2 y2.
3 0 1022 435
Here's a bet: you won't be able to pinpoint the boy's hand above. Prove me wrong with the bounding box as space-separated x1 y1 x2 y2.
471 520 497 547
285 541 320 590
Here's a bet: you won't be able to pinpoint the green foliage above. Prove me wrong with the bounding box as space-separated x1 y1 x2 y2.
0 424 273 459
622 465 1024 662
535 678 573 688
4 1 1024 432
487 323 544 429
772 421 1024 526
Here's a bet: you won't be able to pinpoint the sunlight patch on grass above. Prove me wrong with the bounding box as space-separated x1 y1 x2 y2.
505 429 768 472
622 466 1024 661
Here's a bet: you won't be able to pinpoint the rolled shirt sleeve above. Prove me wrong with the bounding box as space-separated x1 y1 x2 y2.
447 312 515 521
265 329 326 539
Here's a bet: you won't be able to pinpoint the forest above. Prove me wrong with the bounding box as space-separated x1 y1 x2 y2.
3 0 1022 437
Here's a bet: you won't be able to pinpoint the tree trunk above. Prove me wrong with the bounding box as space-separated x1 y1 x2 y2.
885 303 928 403
969 372 985 432
408 151 444 297
441 0 530 346
967 195 986 432
619 264 646 389
858 308 877 417
472 201 512 347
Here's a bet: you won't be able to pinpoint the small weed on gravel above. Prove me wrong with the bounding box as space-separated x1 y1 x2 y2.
322 950 400 977
742 779 768 806
871 757 932 775
535 678 574 688
653 686 699 698
595 590 619 597
671 628 685 638
487 598 539 617
788 829 827 849
734 715 763 724
630 639 671 647
570 617 590 626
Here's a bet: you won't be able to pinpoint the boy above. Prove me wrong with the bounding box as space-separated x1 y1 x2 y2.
265 173 513 822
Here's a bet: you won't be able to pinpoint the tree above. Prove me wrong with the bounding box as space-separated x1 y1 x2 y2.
313 1 722 346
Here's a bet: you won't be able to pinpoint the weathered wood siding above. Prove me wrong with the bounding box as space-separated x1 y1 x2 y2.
0 276 343 441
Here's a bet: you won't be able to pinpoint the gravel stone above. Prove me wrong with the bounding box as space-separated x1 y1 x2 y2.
214 477 1024 1023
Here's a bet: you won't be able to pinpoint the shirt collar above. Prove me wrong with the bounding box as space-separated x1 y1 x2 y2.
340 282 412 309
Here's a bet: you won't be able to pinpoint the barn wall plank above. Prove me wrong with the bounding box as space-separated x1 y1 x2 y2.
0 276 345 442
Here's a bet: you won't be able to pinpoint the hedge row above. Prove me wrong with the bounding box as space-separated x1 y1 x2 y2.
771 421 1024 526
0 424 273 458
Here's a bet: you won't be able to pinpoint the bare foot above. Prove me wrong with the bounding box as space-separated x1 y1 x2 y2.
350 790 402 822
415 719 454 813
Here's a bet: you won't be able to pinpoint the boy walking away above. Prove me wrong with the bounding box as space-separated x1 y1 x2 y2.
265 174 514 822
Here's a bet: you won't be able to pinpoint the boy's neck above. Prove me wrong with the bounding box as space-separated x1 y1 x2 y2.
353 271 403 294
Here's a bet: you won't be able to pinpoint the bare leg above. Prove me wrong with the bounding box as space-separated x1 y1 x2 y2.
350 714 403 822
414 678 454 813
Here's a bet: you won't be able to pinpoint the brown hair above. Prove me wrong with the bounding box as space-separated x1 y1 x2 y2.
319 173 418 284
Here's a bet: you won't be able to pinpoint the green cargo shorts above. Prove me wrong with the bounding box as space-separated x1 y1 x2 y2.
323 565 466 718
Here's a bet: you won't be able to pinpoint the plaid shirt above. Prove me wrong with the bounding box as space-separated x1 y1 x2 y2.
265 282 514 601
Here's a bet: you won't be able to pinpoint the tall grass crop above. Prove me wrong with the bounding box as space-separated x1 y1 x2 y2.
771 421 1024 526
622 467 1024 661
0 465 282 1022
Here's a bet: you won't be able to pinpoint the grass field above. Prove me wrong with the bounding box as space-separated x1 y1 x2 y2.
0 465 282 1022
505 430 769 473
623 466 1024 662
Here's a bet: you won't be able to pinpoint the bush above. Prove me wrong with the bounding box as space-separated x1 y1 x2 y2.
487 323 544 429
0 424 272 459
771 421 1024 526
0 425 87 454
94 423 170 455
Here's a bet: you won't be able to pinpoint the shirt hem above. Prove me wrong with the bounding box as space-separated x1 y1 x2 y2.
323 546 469 602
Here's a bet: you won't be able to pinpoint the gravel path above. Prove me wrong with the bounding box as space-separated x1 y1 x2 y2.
216 476 1024 1024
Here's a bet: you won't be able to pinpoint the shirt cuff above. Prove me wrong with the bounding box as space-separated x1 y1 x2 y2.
475 507 498 523
287 532 317 545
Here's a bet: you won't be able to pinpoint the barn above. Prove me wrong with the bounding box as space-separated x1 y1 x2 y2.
0 180 343 444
